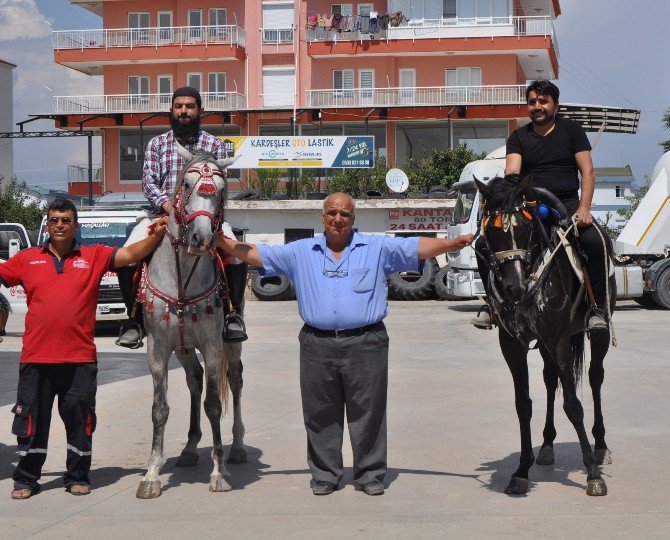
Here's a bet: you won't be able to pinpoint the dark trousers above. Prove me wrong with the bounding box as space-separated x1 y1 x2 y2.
298 323 389 487
11 363 98 490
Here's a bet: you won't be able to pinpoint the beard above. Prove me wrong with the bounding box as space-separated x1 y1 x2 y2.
530 108 556 127
170 114 200 141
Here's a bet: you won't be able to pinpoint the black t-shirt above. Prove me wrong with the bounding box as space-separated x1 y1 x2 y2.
506 117 591 200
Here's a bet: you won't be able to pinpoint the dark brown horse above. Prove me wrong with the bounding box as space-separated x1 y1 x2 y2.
474 174 615 496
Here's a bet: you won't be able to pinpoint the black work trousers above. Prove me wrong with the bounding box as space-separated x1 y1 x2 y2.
298 323 389 487
11 362 98 490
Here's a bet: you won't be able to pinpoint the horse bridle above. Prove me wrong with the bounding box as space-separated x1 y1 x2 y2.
480 198 536 271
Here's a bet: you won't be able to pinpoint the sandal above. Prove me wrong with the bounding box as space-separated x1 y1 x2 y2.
11 486 39 500
67 484 91 496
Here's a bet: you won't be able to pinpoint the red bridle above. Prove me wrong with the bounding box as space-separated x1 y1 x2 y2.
172 162 225 236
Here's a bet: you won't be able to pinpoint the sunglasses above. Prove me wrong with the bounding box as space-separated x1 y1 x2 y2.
47 217 74 225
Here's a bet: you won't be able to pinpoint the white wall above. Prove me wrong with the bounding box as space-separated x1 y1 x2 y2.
0 62 14 188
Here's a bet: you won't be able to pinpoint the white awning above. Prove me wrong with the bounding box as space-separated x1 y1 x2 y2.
559 103 640 134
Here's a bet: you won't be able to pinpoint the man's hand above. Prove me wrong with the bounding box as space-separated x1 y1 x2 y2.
575 206 593 226
149 216 169 237
162 201 172 215
418 233 474 260
452 234 474 250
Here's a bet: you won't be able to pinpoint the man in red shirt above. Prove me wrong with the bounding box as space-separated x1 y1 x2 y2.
0 198 167 499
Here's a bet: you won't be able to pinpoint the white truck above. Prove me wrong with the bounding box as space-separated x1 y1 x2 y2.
0 207 148 320
443 149 670 309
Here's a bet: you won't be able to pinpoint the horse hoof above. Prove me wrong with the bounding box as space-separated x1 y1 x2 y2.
504 477 529 495
176 451 199 467
595 448 612 465
209 475 232 492
586 478 607 496
136 480 161 499
536 446 555 465
227 447 247 464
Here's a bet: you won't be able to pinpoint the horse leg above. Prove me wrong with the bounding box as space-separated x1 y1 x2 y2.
203 342 232 492
536 346 558 466
589 331 611 465
499 330 534 495
137 337 170 499
175 349 204 467
553 334 607 496
224 341 247 464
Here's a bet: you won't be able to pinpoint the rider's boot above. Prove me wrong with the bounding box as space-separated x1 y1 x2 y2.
223 261 248 343
116 265 145 349
587 308 608 332
470 304 495 330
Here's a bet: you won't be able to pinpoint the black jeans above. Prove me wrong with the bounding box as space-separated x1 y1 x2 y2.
12 363 98 490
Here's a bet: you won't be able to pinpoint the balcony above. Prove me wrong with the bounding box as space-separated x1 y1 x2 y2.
53 25 246 73
259 94 295 109
307 85 526 109
261 28 294 46
307 15 558 58
53 92 246 115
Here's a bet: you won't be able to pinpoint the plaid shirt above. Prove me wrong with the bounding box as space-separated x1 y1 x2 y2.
142 130 224 212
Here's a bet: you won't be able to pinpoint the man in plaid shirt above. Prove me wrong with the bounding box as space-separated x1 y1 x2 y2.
117 86 248 348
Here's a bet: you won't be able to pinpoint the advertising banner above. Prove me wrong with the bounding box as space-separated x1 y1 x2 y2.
388 208 454 231
219 136 375 169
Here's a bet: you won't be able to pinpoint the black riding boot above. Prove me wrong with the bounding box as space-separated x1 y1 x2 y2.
222 262 248 343
116 265 145 348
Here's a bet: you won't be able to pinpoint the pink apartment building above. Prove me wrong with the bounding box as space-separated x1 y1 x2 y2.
52 0 560 196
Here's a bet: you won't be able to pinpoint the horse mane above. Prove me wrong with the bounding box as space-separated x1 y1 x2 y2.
484 174 522 213
173 151 228 206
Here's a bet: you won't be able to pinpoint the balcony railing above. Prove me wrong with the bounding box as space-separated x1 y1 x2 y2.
53 25 246 50
54 92 246 114
307 15 558 56
261 28 294 45
307 85 526 108
260 94 295 109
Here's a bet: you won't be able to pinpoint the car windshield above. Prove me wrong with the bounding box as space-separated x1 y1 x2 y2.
77 221 132 247
452 187 477 224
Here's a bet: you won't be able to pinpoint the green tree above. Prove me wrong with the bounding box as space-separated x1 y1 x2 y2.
249 168 285 198
661 108 670 153
0 178 45 229
326 156 389 198
617 175 651 222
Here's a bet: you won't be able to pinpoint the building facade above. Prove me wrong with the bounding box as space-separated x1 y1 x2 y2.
0 58 16 188
54 0 561 194
592 165 634 231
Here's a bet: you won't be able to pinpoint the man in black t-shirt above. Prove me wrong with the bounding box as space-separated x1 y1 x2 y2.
472 79 610 331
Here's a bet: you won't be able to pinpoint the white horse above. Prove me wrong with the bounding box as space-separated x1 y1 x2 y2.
136 144 246 499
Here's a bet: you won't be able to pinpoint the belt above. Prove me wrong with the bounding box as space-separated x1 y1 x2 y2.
304 321 384 338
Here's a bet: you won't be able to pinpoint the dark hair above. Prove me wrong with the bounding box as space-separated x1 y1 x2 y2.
47 198 78 222
171 86 202 109
525 79 559 103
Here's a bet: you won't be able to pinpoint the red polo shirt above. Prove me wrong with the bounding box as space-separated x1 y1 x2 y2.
0 242 116 363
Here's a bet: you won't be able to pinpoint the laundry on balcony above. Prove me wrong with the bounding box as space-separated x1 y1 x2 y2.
305 11 406 39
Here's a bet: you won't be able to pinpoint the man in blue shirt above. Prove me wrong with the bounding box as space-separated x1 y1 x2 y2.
214 193 472 496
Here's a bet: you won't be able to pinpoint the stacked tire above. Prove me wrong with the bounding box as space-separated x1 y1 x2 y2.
250 271 296 301
387 258 438 300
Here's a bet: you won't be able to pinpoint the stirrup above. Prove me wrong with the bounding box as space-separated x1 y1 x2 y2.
115 320 144 349
223 311 247 343
586 308 608 333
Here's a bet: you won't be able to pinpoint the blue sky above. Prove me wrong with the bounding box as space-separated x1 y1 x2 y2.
1 0 669 189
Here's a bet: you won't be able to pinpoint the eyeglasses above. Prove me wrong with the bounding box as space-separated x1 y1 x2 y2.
47 217 74 225
322 250 349 278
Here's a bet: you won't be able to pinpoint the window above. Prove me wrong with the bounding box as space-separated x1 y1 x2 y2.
456 0 510 23
262 4 294 44
157 12 173 42
208 8 228 41
359 69 375 105
615 185 625 198
285 229 314 243
399 68 416 104
187 73 202 91
358 3 373 15
443 0 457 18
188 9 203 41
332 4 353 16
262 69 295 107
158 76 172 107
445 67 482 86
208 72 227 107
128 76 149 95
128 12 150 43
333 69 354 102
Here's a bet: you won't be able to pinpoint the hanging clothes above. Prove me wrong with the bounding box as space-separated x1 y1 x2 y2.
332 13 343 31
306 15 317 31
359 13 370 33
323 14 334 30
379 13 390 30
369 11 380 34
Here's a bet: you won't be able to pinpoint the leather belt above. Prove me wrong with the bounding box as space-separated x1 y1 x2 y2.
304 321 384 338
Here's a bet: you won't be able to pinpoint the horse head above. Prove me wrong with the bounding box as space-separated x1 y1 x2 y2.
474 173 537 303
171 141 238 253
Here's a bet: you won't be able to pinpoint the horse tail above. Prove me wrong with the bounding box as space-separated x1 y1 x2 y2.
219 350 230 414
571 332 586 387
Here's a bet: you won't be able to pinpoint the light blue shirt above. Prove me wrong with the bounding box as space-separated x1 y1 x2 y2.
257 232 420 330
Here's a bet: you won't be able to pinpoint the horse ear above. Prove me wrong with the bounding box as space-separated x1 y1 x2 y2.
473 176 490 199
515 173 533 196
174 140 193 161
216 154 240 170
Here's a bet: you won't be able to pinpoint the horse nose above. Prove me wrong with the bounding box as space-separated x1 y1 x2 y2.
191 231 203 248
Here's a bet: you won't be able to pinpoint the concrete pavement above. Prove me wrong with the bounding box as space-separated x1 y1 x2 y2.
0 299 668 538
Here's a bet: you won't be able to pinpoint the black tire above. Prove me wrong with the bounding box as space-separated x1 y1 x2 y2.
633 293 659 309
651 267 670 309
434 265 460 301
387 257 438 300
250 272 295 301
